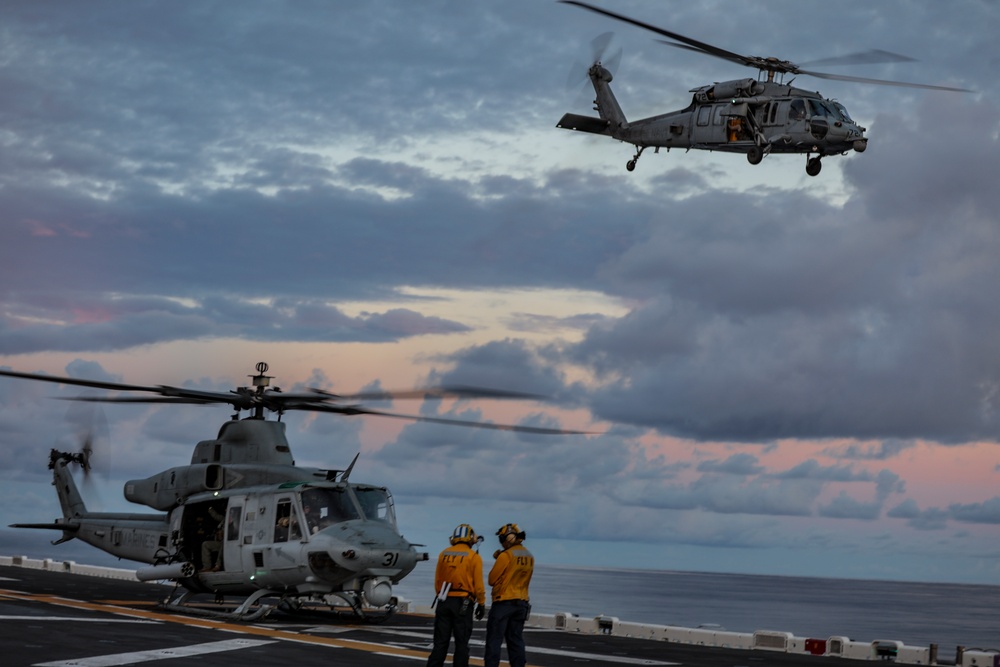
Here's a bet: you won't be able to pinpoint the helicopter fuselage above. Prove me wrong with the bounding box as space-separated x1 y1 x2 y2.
24 438 424 613
559 67 867 177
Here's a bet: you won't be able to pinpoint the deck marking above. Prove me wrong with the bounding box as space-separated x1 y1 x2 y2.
0 615 159 623
4 586 678 666
369 628 680 665
32 638 276 666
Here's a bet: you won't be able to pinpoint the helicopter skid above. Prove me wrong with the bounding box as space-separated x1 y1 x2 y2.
159 587 277 622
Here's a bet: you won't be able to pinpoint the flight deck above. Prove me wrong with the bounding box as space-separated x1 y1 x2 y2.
0 558 985 667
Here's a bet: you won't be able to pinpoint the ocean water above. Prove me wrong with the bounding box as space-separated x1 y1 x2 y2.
394 563 1000 656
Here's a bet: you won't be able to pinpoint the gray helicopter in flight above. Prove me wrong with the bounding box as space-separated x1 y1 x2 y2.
1 362 580 621
557 0 970 176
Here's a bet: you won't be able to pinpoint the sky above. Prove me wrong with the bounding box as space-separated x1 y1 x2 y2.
1 1 999 586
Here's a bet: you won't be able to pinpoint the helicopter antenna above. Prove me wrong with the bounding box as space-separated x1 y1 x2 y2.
340 452 360 483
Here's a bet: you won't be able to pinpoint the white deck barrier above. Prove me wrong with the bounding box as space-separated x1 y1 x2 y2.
1 556 993 666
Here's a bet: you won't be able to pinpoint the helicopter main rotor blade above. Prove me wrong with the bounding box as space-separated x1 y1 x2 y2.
334 385 548 402
564 0 972 92
562 0 750 68
798 49 916 68
59 395 221 405
287 402 593 435
0 368 164 394
797 68 973 92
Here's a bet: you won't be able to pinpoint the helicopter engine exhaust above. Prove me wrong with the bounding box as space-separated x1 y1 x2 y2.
136 561 196 581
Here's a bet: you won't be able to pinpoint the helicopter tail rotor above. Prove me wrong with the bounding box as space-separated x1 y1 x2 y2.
567 31 622 97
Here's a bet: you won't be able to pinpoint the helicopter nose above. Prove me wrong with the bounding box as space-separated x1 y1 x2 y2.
328 521 420 574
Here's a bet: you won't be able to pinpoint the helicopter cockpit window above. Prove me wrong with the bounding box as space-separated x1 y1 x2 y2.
274 498 302 543
832 101 853 123
354 487 395 526
300 487 361 532
807 99 836 118
789 99 806 121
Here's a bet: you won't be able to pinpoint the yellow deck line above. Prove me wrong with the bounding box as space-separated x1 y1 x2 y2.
0 587 484 663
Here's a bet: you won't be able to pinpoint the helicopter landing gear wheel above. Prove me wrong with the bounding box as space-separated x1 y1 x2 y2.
626 146 646 172
747 146 764 165
806 157 822 177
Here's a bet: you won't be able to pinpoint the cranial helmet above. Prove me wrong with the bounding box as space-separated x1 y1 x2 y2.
450 523 480 546
496 523 526 546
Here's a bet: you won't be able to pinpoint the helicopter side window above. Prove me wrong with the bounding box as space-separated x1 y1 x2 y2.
274 498 301 542
696 105 712 126
789 99 806 121
712 105 726 125
354 487 395 526
226 505 241 542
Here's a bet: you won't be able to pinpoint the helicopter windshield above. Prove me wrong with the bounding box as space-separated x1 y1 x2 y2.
300 487 361 533
353 486 396 526
832 101 854 123
809 99 848 122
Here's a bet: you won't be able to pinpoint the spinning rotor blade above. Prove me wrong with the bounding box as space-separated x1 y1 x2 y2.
334 385 547 402
567 30 622 92
562 1 750 68
562 0 972 91
798 49 916 68
0 368 163 394
795 68 973 92
290 402 592 435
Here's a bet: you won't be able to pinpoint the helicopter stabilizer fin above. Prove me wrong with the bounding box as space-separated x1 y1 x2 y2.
557 113 611 135
9 521 79 545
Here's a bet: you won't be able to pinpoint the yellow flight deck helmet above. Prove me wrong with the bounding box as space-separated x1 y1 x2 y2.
496 523 526 546
450 523 482 546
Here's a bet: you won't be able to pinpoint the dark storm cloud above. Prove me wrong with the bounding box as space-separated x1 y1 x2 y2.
0 294 470 353
2 1 999 446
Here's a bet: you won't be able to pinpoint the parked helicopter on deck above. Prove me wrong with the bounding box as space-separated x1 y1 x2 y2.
1 362 581 621
557 0 971 176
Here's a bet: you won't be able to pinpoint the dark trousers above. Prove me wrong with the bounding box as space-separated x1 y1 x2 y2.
426 596 474 667
484 599 530 667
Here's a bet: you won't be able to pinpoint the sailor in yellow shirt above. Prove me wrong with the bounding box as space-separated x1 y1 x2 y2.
484 523 534 667
426 524 486 667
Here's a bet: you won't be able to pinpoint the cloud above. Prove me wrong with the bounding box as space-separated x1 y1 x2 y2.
948 497 1000 525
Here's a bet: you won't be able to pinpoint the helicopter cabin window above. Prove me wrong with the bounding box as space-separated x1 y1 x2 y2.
226 505 241 542
760 102 780 126
789 99 806 121
354 487 395 525
712 105 726 125
274 498 302 543
696 105 712 126
300 488 361 532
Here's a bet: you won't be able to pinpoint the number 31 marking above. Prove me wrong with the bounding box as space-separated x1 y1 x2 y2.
383 552 399 566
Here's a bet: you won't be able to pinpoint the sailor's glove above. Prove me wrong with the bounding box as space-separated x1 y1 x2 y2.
475 604 486 620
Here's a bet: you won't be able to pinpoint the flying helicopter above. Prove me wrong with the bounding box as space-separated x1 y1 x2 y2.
0 362 582 621
557 0 971 176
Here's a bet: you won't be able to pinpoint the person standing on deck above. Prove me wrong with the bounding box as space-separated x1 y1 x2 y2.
426 524 486 667
484 523 534 667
